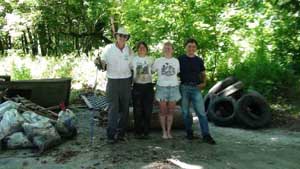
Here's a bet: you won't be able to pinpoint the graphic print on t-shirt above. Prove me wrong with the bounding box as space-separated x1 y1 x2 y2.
161 62 175 76
136 61 151 81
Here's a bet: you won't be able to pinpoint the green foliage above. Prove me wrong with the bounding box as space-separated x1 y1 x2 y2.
69 89 81 104
11 63 32 80
56 61 73 78
41 55 76 78
1 0 299 99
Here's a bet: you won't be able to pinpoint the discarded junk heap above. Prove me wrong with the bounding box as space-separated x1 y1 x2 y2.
204 76 272 128
0 95 77 152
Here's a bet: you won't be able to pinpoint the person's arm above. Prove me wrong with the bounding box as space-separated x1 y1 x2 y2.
176 58 180 75
128 47 135 69
94 45 109 71
198 58 206 90
149 57 154 72
128 47 134 56
198 71 206 90
94 57 106 71
152 59 158 73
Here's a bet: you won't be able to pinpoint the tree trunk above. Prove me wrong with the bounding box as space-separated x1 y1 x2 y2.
55 31 59 56
23 31 29 54
46 24 52 55
32 33 39 55
7 35 12 49
37 23 47 56
21 33 26 53
27 28 38 55
0 37 3 54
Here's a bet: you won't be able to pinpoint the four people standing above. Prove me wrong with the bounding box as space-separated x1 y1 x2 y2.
96 27 215 144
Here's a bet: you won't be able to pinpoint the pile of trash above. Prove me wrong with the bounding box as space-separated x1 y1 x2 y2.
0 99 77 152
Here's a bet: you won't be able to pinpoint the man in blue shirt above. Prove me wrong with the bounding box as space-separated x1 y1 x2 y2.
178 38 216 144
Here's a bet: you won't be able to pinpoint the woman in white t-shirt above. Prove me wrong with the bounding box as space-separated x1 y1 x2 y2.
131 41 154 139
152 42 181 139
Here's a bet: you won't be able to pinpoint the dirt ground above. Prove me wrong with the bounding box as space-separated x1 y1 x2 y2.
0 109 300 169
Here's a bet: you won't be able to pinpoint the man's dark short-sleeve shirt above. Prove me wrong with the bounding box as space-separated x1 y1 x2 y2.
178 55 205 85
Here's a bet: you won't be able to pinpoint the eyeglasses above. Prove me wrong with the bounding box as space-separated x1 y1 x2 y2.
117 34 129 38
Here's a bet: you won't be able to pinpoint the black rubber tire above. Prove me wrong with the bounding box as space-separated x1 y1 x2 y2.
204 93 217 113
208 96 236 126
235 91 271 129
208 76 238 94
204 93 217 121
217 81 244 99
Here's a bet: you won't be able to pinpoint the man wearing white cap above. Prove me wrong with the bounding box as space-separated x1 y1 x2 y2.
95 27 133 143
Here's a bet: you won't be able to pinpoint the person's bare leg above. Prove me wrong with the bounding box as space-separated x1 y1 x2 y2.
167 101 176 139
159 101 168 139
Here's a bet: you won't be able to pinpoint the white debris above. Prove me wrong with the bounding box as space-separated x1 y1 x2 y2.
0 109 24 140
0 101 21 119
3 132 34 149
22 111 52 124
55 109 78 138
23 121 61 151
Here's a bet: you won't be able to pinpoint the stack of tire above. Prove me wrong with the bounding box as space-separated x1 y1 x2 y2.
204 76 271 129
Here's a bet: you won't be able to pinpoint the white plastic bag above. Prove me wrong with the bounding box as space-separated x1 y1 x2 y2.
0 109 24 140
3 132 34 149
0 101 21 119
23 121 61 151
22 111 52 124
55 109 78 138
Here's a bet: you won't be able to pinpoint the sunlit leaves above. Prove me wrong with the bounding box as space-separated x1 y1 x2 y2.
0 0 299 96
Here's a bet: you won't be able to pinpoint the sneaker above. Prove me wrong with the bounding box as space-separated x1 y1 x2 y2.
142 134 150 140
134 134 144 139
118 137 127 142
106 138 117 144
203 135 216 145
186 130 194 140
116 133 128 142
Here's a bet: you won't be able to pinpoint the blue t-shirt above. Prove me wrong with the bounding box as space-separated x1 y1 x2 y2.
178 55 205 85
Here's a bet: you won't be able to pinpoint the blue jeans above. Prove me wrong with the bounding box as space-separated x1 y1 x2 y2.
180 84 210 136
